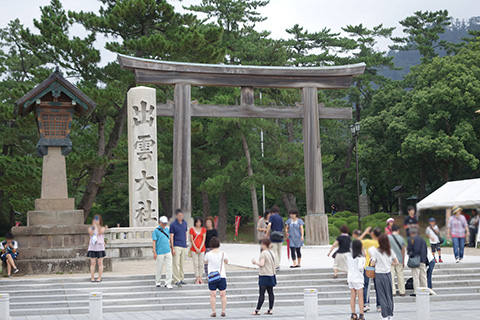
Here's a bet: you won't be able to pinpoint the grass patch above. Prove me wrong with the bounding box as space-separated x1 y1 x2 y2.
226 222 256 243
0 237 4 242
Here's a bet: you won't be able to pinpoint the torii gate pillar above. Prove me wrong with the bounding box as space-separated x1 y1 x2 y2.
302 87 328 245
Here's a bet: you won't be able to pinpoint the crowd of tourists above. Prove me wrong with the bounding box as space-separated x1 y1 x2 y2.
3 204 479 318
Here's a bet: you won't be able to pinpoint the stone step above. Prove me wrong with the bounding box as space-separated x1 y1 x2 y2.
2 271 478 293
9 292 480 316
4 262 478 285
4 263 480 316
2 275 480 298
9 284 480 310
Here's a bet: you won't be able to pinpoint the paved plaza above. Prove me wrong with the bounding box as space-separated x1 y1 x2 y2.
10 300 478 319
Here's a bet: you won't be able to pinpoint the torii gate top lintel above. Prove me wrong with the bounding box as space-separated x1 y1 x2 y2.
120 54 365 245
118 54 366 89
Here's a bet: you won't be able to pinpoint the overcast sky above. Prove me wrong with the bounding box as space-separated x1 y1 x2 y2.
0 0 478 64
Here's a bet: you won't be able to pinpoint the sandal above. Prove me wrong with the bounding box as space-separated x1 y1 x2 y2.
221 312 226 317
211 313 217 317
251 310 260 316
350 313 358 320
265 310 273 315
333 275 338 279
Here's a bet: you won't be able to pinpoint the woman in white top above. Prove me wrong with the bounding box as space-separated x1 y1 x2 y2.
369 234 399 320
347 240 366 320
204 237 228 318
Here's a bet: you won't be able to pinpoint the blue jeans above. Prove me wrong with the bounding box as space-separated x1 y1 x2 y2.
427 259 435 289
363 270 379 307
452 237 465 260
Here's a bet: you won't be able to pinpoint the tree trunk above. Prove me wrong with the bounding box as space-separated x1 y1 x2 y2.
282 120 299 214
282 192 299 213
79 96 129 221
238 126 259 242
419 168 427 200
201 190 211 220
159 188 172 218
217 192 228 241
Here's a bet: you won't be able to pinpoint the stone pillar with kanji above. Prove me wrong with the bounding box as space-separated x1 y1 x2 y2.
127 87 158 228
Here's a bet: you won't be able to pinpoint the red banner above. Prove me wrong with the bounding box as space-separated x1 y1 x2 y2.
214 216 218 229
15 221 20 227
235 216 241 236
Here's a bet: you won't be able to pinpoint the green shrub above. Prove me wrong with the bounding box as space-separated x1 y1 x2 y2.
329 224 340 238
348 222 359 233
346 216 359 224
334 211 352 219
372 212 391 221
333 219 348 229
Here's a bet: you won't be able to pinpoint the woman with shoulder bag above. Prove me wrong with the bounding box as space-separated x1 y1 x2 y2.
204 237 228 318
251 239 277 316
369 234 399 320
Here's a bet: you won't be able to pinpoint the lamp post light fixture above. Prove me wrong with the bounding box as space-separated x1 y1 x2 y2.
350 122 361 229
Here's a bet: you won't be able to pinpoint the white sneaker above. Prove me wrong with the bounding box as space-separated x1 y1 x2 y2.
429 289 437 296
364 305 370 312
166 284 173 289
459 259 463 263
456 259 460 263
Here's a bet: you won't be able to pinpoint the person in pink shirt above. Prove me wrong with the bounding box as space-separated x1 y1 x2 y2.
87 214 107 282
385 218 395 235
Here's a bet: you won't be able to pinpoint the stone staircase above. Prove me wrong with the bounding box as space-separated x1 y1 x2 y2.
2 263 480 316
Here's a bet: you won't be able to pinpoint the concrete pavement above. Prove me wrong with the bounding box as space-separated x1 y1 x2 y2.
11 300 478 319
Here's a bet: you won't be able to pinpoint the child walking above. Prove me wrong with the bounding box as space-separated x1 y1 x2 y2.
347 240 366 320
426 218 443 263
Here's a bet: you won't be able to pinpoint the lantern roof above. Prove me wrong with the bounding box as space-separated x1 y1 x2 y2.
14 68 96 118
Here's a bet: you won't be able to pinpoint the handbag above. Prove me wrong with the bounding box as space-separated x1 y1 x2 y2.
429 225 445 245
270 230 284 242
208 252 224 284
365 260 375 278
407 238 421 268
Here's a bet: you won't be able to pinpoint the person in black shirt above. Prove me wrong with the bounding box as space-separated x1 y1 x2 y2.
204 216 218 278
403 206 418 238
327 225 352 278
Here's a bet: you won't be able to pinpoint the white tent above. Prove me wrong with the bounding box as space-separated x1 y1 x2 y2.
416 178 480 211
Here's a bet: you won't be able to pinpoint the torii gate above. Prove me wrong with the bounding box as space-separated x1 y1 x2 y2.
119 54 365 245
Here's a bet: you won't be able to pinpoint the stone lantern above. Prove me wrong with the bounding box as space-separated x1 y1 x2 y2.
11 69 111 274
14 68 95 219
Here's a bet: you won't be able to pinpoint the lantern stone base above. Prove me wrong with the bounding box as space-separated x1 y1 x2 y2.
11 223 111 275
305 214 329 245
34 198 75 211
27 209 83 226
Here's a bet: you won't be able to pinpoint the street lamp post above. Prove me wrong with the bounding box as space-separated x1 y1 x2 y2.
350 122 361 230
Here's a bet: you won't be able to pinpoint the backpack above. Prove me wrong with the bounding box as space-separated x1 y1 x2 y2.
405 277 414 290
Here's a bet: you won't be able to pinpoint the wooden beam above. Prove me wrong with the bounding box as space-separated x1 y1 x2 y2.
119 54 366 77
302 87 329 245
241 87 254 106
134 69 355 89
172 84 192 219
157 102 351 120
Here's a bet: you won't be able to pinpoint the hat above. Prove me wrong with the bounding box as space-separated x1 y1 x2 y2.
452 206 463 214
386 218 395 224
428 217 436 222
159 216 168 224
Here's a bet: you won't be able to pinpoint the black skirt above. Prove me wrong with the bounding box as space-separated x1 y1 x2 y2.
87 251 106 258
259 275 277 287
